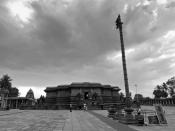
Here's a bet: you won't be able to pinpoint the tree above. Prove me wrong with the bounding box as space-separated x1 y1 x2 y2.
37 95 45 105
9 87 19 97
166 76 175 97
153 89 162 98
166 77 175 87
134 94 143 101
161 83 168 98
0 74 19 97
152 76 175 98
0 74 12 89
153 85 168 98
169 87 175 97
144 97 151 100
162 82 168 91
161 90 168 98
153 85 161 98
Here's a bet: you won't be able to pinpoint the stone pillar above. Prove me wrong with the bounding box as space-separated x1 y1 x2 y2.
16 100 18 109
173 100 175 105
170 99 172 105
8 99 10 108
167 100 169 105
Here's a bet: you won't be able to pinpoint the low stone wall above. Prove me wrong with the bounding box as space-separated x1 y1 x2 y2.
140 98 175 106
19 101 125 110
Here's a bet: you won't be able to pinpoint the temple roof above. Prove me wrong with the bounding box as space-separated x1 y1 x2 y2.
45 82 120 92
26 88 35 99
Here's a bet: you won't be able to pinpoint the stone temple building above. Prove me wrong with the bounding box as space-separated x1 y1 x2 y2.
45 82 121 109
6 88 36 109
26 88 35 100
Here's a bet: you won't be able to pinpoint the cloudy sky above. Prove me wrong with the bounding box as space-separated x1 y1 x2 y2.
0 0 175 98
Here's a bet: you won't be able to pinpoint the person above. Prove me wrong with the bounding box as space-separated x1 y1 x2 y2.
100 105 103 110
79 105 82 110
70 104 72 112
137 107 141 115
83 103 87 111
85 104 87 110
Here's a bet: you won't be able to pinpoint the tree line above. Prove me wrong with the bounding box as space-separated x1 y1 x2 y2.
153 76 175 98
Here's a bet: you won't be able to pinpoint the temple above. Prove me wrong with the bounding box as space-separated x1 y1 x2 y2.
45 82 121 109
26 88 35 100
6 88 35 109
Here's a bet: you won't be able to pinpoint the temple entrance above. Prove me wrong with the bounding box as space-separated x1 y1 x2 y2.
84 92 89 100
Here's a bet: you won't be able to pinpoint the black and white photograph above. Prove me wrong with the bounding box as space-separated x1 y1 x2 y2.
0 0 175 130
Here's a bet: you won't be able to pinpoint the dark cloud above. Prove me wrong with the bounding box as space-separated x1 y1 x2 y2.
0 0 175 97
166 1 175 8
31 2 73 49
26 0 124 70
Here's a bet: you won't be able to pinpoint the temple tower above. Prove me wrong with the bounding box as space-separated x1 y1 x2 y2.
26 88 35 99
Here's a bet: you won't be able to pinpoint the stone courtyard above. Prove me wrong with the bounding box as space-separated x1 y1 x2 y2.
0 106 175 131
0 110 69 131
0 110 126 131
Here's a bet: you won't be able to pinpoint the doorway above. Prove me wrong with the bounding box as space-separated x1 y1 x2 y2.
84 92 89 100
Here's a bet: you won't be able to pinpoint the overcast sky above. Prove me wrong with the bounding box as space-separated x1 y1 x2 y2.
0 0 175 98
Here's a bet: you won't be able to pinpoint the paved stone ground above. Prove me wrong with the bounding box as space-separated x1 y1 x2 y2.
1 106 174 131
93 106 175 131
0 109 139 131
0 109 128 131
89 111 137 131
64 110 117 131
0 110 69 131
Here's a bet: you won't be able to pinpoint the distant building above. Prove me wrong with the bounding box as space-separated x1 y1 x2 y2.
45 82 121 109
6 88 36 109
26 88 35 99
